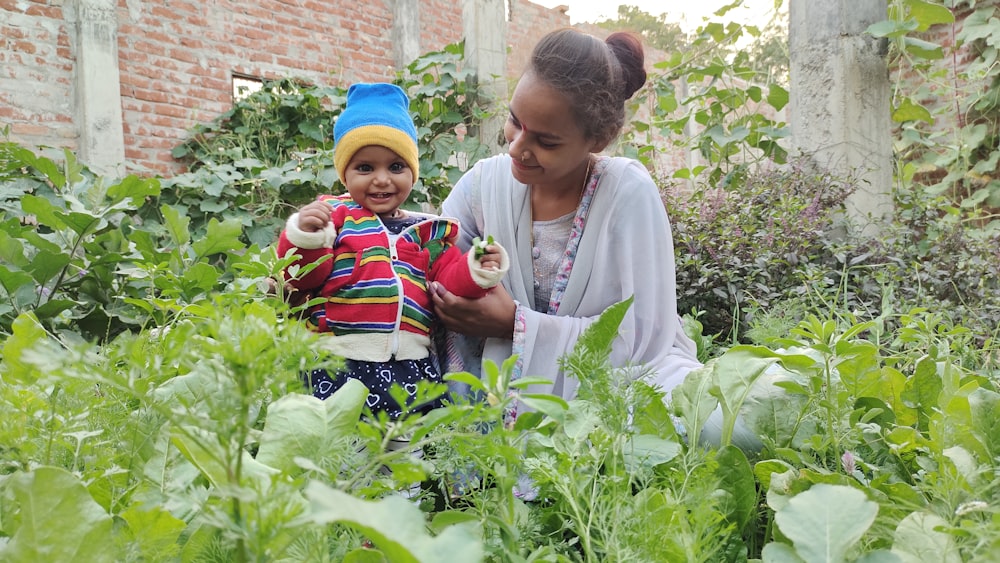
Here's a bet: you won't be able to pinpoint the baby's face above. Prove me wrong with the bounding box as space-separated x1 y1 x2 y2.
342 145 414 219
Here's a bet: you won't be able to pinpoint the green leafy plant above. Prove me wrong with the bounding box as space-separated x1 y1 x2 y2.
668 158 857 343
0 142 161 341
395 41 496 208
621 6 791 186
872 0 1000 214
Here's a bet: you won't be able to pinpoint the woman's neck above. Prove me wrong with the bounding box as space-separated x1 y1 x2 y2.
530 156 593 221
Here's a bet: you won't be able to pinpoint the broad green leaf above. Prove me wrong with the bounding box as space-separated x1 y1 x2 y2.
740 366 816 449
878 367 913 425
853 397 896 427
306 482 484 563
715 445 756 529
118 503 186 561
901 357 942 430
754 459 796 492
968 388 1000 460
442 371 488 394
0 264 34 295
256 381 367 473
707 125 750 146
0 230 29 267
762 542 806 563
14 147 66 186
933 386 1000 463
199 199 230 213
429 510 480 534
20 194 65 230
959 186 991 207
903 36 944 59
774 484 878 563
106 174 160 206
906 0 955 31
192 217 245 257
710 346 780 446
622 434 682 471
561 399 600 441
854 551 903 563
1 467 114 563
508 375 555 389
892 511 961 563
33 298 81 321
56 209 103 236
672 362 719 448
1 313 48 384
867 19 918 39
892 98 934 124
765 468 802 513
576 296 632 356
180 261 222 293
171 426 280 488
519 393 570 423
631 383 678 439
160 204 191 247
26 248 71 285
767 84 789 111
885 426 926 454
957 7 999 42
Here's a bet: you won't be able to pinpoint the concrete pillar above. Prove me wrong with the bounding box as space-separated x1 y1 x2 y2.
73 0 126 178
462 0 508 155
391 0 421 69
789 0 893 235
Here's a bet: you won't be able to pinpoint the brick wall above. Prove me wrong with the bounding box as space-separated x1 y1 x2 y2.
506 0 570 77
2 0 511 176
1 0 700 179
115 0 405 175
1 0 77 152
10 1 976 182
420 0 463 54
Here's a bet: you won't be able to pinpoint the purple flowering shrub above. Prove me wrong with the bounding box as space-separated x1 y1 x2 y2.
667 159 856 342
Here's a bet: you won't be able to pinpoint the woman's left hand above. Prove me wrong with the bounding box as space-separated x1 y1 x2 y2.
431 281 516 339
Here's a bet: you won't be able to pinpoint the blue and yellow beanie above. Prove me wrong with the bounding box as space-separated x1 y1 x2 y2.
333 82 419 185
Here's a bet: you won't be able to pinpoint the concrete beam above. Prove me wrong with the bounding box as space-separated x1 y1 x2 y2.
392 0 422 69
789 0 893 235
463 0 508 155
72 0 126 178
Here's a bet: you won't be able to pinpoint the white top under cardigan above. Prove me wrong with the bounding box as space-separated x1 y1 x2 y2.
441 154 702 403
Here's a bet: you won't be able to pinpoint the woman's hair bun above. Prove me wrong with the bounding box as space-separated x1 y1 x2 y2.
605 32 647 100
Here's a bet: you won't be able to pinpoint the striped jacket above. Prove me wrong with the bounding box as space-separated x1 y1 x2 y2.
278 194 508 362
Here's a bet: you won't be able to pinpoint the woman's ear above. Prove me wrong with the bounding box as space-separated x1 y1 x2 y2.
589 136 611 154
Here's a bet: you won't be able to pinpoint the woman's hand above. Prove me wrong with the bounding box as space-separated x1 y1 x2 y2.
431 281 516 339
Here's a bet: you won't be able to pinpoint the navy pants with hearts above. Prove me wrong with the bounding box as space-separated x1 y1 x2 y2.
304 357 445 418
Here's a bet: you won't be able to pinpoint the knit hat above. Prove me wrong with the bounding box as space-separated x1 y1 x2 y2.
333 82 419 185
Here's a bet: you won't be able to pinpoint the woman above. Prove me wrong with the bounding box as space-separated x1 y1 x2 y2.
430 28 703 424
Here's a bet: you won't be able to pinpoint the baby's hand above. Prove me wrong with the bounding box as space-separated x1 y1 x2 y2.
297 201 331 233
472 235 494 258
477 245 503 271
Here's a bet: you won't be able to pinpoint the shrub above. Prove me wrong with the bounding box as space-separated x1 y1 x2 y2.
668 159 856 343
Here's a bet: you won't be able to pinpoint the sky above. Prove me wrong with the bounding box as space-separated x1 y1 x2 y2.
530 0 777 30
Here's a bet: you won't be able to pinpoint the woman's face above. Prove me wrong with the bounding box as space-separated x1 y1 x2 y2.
503 71 602 187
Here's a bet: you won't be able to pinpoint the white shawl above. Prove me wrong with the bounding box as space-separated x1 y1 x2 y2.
441 154 702 401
